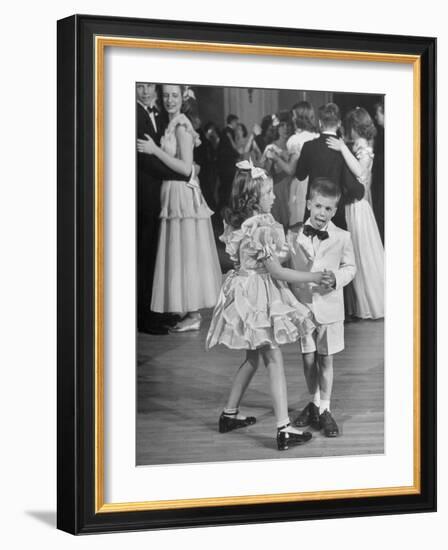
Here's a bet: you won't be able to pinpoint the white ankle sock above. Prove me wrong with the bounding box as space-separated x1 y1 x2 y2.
276 417 291 429
312 390 321 407
320 400 330 414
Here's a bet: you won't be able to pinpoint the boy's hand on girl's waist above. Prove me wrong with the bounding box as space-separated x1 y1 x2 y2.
277 243 291 263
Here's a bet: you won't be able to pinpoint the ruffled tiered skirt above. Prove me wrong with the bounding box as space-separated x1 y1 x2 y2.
151 179 222 313
206 269 315 350
345 199 384 319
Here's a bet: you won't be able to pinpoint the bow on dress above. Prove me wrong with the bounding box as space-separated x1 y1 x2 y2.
185 164 202 210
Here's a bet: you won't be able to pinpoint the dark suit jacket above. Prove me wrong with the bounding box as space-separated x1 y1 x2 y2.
218 126 239 168
295 133 365 228
137 103 189 217
136 103 190 322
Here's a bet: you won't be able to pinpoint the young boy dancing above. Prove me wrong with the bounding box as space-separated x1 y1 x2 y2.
288 177 356 437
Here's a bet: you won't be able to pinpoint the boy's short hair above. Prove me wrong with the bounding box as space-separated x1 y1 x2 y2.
309 177 341 202
318 103 341 127
226 114 239 125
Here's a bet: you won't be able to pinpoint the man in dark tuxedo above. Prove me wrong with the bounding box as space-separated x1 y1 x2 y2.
136 82 191 334
295 102 365 229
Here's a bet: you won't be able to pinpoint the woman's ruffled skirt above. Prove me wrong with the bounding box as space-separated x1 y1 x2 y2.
345 199 384 319
151 179 221 313
206 270 315 350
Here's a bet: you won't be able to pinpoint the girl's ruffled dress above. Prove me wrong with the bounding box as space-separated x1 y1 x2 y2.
206 213 315 350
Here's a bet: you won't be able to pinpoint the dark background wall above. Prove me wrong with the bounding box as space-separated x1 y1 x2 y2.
195 86 225 128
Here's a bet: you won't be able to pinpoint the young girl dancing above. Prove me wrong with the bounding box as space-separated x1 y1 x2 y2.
206 161 330 450
326 107 384 319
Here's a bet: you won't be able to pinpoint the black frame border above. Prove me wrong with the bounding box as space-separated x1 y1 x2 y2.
57 14 436 535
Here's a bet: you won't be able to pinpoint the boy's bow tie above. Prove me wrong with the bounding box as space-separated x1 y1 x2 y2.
303 225 329 241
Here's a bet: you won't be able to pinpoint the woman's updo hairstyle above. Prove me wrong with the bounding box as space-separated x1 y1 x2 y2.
161 84 198 122
291 101 317 132
277 110 294 136
345 106 377 142
180 85 199 122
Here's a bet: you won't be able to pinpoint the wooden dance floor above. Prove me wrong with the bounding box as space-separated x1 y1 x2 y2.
137 313 384 466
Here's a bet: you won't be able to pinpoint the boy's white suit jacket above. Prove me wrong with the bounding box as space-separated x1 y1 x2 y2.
288 221 356 324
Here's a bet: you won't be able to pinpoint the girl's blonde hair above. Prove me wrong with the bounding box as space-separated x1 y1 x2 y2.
223 168 271 229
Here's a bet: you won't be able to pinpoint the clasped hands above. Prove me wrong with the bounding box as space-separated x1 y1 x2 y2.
309 268 336 289
269 254 336 288
318 269 336 289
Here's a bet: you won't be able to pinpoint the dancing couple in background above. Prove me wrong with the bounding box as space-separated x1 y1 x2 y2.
136 83 221 334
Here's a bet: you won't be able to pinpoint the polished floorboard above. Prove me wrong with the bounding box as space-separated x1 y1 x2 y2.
136 314 384 466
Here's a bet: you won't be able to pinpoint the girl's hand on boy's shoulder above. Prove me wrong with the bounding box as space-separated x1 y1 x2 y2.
326 136 345 152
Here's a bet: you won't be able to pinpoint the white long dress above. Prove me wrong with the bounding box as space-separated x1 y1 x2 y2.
151 114 222 313
286 130 319 226
345 138 384 319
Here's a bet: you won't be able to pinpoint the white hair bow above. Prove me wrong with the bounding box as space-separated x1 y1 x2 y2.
235 159 268 180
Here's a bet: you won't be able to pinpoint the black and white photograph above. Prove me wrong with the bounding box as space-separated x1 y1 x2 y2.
136 82 385 466
0 0 442 543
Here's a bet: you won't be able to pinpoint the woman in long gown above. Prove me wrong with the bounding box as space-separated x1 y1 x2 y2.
137 84 221 332
262 111 294 229
270 102 319 227
326 107 384 319
250 114 277 163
